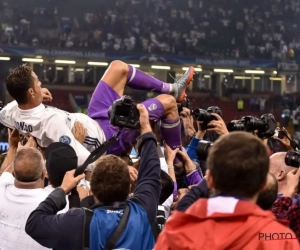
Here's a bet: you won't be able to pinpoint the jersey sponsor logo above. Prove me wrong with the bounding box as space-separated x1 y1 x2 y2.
59 135 71 145
15 121 33 132
0 110 6 122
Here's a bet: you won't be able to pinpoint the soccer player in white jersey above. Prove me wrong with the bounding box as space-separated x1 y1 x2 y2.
0 62 194 167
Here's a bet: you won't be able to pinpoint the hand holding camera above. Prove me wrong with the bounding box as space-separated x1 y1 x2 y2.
273 127 293 151
283 167 300 199
136 104 152 135
207 113 229 135
180 107 196 138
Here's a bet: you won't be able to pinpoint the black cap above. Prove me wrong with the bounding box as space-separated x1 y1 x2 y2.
46 142 78 186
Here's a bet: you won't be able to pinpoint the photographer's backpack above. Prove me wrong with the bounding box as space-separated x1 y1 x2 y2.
82 206 160 250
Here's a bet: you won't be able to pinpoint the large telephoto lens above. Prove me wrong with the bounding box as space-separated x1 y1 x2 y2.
285 150 300 168
196 140 214 161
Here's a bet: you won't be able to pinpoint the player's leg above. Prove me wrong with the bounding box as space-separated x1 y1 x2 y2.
142 94 182 164
101 60 194 103
103 94 183 160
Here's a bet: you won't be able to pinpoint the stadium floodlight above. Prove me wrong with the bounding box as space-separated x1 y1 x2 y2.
213 69 234 73
182 67 202 72
0 57 10 61
270 77 282 81
22 58 44 62
130 64 140 68
87 62 108 66
74 68 84 72
245 70 265 74
151 65 171 70
234 76 261 80
55 60 76 64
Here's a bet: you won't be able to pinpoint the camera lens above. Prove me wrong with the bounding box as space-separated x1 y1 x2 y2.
244 117 265 131
227 121 245 131
196 140 214 161
192 109 211 122
285 150 300 168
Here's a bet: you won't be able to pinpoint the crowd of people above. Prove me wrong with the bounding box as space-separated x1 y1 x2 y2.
0 62 300 249
0 0 300 59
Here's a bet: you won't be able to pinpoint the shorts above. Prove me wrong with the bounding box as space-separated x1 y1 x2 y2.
87 80 164 155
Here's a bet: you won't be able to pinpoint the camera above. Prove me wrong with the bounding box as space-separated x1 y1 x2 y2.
192 106 222 130
108 96 140 129
227 114 276 139
244 114 276 139
196 140 214 161
285 150 300 168
177 98 190 114
227 119 245 132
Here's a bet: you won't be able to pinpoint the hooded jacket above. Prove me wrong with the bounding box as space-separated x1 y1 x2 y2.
155 196 299 250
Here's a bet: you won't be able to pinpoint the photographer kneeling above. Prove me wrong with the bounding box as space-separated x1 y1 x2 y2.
25 104 161 250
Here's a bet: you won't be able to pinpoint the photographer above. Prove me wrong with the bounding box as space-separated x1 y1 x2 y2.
180 108 228 159
25 104 161 250
155 132 298 250
271 167 300 238
180 107 228 174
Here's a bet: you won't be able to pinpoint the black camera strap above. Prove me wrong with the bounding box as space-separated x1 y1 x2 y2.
74 129 122 177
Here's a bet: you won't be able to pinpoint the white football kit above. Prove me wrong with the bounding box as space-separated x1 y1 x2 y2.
0 101 106 169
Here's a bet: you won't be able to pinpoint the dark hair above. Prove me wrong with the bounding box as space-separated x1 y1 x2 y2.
13 148 44 182
91 155 130 204
160 170 174 205
257 173 278 210
6 64 34 105
207 132 269 198
47 165 76 188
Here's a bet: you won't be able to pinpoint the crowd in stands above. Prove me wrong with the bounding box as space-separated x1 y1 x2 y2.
1 0 300 59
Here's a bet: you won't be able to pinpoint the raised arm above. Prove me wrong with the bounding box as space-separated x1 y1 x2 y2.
130 104 161 223
25 170 86 249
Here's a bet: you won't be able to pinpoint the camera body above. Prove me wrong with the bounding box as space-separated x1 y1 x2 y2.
196 140 214 161
285 150 300 168
108 96 140 129
227 114 276 139
177 98 190 114
245 114 276 139
192 106 222 130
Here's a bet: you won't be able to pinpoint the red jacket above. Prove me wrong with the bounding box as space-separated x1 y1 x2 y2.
155 197 300 250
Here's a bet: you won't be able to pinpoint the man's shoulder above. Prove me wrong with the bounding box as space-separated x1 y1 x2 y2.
261 218 296 233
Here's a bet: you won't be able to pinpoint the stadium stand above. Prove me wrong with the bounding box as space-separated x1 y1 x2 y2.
0 0 300 59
